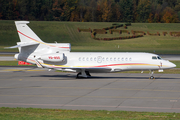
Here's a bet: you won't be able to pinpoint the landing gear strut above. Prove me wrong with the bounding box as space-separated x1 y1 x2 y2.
85 71 91 77
149 70 155 79
76 70 91 78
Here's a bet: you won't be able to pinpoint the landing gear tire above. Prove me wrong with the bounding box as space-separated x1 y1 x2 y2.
149 76 155 79
76 72 81 78
149 70 155 79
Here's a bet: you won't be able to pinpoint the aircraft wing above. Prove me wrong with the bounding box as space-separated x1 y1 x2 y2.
35 61 112 72
34 59 123 73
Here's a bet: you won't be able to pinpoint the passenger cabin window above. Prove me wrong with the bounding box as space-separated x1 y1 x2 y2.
90 57 93 61
79 56 133 62
94 57 96 61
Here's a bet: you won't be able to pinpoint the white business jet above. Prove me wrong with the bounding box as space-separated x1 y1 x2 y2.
9 21 176 79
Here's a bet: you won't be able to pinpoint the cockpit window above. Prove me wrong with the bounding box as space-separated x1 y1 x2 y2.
152 56 157 59
157 56 162 60
152 56 162 60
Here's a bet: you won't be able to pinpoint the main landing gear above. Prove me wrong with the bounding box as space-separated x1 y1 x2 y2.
76 70 91 78
149 70 155 79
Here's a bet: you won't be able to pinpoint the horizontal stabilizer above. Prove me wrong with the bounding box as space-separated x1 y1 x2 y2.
4 45 20 49
5 42 39 49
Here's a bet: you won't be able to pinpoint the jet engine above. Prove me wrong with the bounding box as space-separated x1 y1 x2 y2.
40 53 64 62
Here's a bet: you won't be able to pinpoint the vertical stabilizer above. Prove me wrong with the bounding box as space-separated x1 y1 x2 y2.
13 21 71 54
15 21 44 43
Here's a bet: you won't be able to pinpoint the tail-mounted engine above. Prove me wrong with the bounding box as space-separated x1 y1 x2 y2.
40 53 65 62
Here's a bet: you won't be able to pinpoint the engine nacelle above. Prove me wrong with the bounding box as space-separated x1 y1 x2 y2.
40 53 64 62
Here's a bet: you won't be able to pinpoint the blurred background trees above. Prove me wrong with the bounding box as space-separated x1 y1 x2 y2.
0 0 179 22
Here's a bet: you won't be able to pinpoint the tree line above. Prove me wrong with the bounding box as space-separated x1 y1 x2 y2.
0 0 180 23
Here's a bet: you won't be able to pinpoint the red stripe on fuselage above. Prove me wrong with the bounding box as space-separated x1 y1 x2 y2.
93 63 148 68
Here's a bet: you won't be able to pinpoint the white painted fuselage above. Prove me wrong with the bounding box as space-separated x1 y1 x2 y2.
23 52 175 72
12 21 176 78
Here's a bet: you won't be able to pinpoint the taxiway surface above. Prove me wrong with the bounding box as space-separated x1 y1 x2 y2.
0 67 180 113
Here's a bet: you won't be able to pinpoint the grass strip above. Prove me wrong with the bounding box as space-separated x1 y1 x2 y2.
0 107 180 120
1 21 180 54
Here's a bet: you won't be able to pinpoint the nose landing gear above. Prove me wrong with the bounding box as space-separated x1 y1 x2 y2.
149 70 155 79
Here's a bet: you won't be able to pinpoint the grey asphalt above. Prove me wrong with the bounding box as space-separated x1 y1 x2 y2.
0 56 14 61
0 67 180 113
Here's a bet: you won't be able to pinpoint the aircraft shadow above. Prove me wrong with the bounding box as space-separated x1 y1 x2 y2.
30 74 77 80
89 76 178 80
30 74 178 80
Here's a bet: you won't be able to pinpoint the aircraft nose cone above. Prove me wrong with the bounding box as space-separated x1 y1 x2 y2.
172 63 176 68
169 62 176 68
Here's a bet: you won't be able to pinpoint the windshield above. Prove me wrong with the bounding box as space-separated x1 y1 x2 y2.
157 56 162 60
152 56 162 60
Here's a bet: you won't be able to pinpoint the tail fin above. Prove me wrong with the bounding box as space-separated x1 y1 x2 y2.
15 21 43 43
8 21 71 53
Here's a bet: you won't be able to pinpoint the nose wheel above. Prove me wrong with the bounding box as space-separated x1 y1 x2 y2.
149 70 155 79
150 76 155 79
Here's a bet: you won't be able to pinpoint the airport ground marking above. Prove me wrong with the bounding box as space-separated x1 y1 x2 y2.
0 94 180 100
0 86 180 93
0 102 180 111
